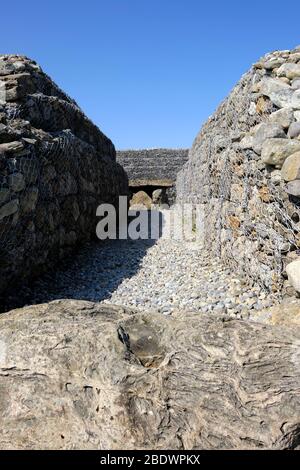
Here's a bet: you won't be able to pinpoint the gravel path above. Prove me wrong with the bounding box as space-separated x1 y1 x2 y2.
3 233 279 319
103 238 279 318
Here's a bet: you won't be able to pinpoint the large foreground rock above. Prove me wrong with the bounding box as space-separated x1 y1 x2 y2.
0 300 299 450
0 55 128 296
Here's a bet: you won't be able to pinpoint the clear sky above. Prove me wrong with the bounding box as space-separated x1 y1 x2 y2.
1 1 300 149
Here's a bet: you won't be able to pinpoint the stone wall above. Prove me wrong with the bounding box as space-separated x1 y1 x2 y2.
116 148 189 186
0 55 128 296
177 46 300 293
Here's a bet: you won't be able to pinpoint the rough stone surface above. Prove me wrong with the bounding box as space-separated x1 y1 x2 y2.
261 138 300 167
272 89 295 109
286 258 300 293
260 77 291 96
291 90 300 109
269 107 295 129
176 46 300 292
252 123 285 155
0 55 128 295
253 298 300 327
130 191 152 210
152 189 164 204
0 299 300 450
286 180 300 197
281 152 300 181
288 121 300 138
292 79 300 90
277 63 300 80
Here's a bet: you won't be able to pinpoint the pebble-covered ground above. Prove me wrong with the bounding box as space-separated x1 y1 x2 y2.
2 232 279 319
103 238 279 318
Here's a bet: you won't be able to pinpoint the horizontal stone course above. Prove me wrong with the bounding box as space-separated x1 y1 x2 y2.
116 148 189 186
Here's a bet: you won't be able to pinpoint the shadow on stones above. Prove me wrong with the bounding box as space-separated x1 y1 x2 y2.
0 210 165 313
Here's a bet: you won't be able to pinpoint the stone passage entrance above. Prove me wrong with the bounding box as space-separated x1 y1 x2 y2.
116 148 189 206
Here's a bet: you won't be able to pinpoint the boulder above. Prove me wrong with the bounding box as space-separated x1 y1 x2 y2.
270 89 294 109
291 89 300 109
281 152 300 181
262 58 285 70
0 300 299 450
277 63 300 80
279 77 291 85
240 133 254 149
252 123 286 155
289 53 300 63
286 258 300 293
260 77 291 96
291 78 300 90
261 138 300 167
288 121 300 138
285 180 300 197
269 107 295 129
130 191 152 210
8 173 25 192
152 188 163 204
259 77 300 110
0 188 10 205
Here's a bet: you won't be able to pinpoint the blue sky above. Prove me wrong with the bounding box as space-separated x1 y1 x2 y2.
1 1 300 149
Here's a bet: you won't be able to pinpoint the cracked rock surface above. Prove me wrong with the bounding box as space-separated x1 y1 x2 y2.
0 300 300 450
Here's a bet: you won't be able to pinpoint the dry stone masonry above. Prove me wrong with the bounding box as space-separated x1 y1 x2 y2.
177 45 300 294
117 148 188 205
0 55 128 296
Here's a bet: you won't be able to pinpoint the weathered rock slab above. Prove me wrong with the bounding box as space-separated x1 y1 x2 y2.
0 300 300 450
